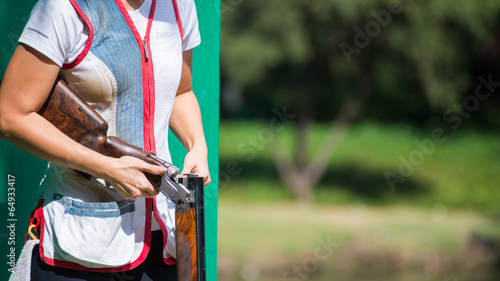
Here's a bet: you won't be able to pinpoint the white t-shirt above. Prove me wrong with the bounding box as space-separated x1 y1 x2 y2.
19 0 201 67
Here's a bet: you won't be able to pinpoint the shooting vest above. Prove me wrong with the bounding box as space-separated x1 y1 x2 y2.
29 0 183 271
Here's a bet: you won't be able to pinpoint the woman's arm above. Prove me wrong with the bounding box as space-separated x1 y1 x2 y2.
169 50 211 185
0 44 164 199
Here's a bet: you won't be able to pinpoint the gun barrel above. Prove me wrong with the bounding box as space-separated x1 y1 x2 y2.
176 175 206 281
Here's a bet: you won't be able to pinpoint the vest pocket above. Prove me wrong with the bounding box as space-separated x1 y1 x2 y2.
49 197 136 267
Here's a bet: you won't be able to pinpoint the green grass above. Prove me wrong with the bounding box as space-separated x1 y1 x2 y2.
218 201 500 281
218 121 500 212
218 201 500 258
218 121 500 280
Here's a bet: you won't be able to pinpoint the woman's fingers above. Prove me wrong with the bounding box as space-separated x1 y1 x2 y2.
138 159 165 175
181 152 211 186
104 156 164 199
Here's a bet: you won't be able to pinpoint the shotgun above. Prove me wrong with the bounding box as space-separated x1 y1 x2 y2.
37 78 206 281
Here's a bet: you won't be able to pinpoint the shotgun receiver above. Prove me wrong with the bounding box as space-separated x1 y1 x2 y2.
38 78 206 281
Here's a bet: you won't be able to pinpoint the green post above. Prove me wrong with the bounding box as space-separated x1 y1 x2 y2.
0 1 220 280
175 0 220 280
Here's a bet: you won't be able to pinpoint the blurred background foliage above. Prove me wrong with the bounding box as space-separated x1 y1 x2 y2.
218 0 500 204
217 0 500 280
220 0 500 125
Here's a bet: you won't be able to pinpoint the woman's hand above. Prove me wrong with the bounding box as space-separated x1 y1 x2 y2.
181 145 211 186
100 156 165 199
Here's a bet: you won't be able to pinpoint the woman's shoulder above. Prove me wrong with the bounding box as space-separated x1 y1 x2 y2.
174 0 197 13
25 0 83 39
20 0 86 67
31 0 78 14
28 0 81 27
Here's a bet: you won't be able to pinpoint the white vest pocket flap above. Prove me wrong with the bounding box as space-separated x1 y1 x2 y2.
48 198 135 267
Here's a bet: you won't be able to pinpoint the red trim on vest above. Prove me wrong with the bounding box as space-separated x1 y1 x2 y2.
153 197 177 265
38 198 153 272
63 0 94 70
144 0 157 153
24 199 45 243
171 0 183 41
165 256 177 265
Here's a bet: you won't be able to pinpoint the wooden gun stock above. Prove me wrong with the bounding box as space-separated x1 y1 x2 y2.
38 78 160 173
38 78 206 280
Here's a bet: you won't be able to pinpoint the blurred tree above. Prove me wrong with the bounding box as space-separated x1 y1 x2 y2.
220 0 500 200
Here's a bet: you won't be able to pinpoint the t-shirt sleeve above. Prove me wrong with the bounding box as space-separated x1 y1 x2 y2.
179 0 201 51
18 0 87 67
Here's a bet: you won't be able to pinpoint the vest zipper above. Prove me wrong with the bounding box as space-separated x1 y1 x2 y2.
143 36 154 152
143 39 150 60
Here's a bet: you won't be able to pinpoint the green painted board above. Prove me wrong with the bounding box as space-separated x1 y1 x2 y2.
0 0 219 280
